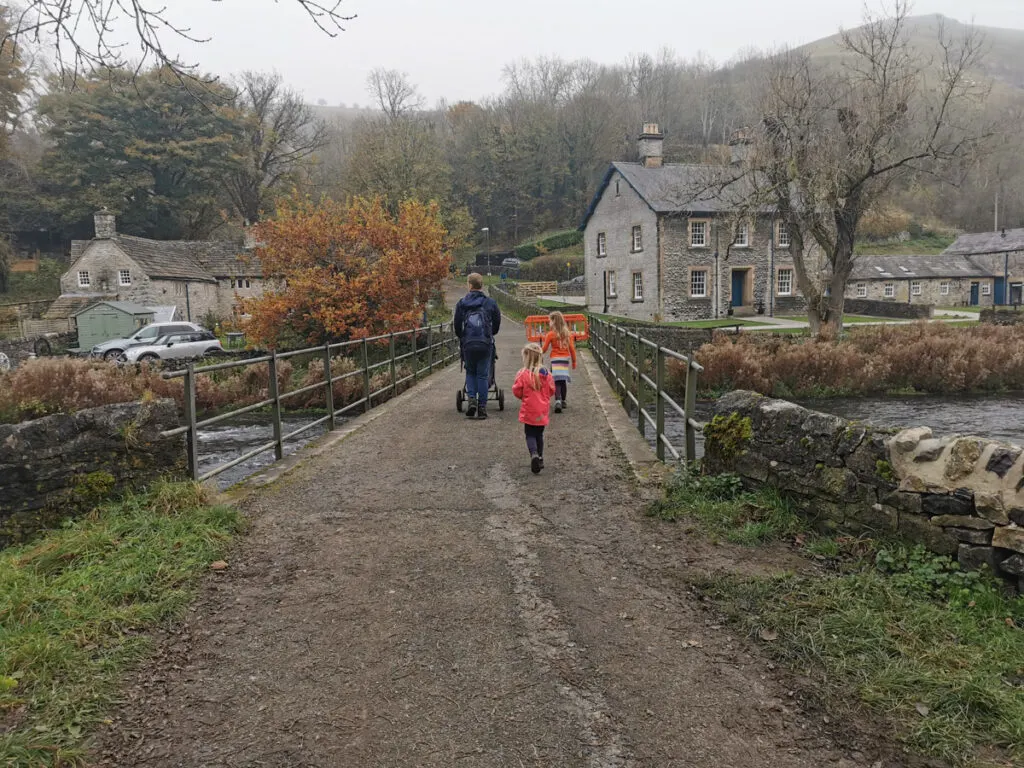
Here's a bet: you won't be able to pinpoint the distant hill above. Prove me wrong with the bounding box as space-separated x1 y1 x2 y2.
799 14 1024 100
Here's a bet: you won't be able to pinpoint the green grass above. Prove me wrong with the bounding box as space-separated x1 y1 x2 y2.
650 470 1024 766
665 318 771 329
854 232 955 255
535 298 579 309
0 482 243 765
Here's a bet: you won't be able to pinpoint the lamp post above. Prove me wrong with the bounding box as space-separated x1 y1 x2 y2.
481 227 490 275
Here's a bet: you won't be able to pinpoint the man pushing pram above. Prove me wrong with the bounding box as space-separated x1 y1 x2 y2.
453 272 502 419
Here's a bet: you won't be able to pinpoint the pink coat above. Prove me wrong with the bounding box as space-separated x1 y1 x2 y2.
512 367 555 426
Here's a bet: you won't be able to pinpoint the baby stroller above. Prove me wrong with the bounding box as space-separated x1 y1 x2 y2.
456 343 505 412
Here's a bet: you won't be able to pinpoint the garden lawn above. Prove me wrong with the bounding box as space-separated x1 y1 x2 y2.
0 482 243 765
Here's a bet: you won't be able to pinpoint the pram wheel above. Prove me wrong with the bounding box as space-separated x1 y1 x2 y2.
456 389 464 412
497 389 505 411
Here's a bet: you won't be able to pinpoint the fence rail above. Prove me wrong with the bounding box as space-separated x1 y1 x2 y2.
161 323 459 482
588 316 702 464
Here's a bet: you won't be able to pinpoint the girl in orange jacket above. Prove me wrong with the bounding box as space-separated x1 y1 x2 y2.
541 311 576 413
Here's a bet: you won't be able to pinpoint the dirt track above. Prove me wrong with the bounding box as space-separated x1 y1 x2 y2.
93 286 894 767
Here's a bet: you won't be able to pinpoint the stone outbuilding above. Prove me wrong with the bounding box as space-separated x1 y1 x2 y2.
580 124 806 322
943 227 1024 306
53 209 264 324
846 254 999 307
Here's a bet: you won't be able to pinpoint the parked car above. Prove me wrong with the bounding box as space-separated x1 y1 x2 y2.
91 321 203 361
501 257 521 267
119 330 223 363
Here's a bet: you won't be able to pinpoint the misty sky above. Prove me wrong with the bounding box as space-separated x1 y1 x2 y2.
165 0 1024 106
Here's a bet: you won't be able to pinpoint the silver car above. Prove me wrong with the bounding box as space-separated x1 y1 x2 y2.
92 322 202 361
120 330 223 363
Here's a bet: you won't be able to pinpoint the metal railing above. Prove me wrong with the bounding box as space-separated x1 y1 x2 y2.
588 316 702 464
161 323 459 482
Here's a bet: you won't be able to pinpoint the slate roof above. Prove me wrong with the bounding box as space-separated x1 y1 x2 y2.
580 161 765 229
850 254 997 281
944 228 1024 256
43 294 115 320
70 234 261 282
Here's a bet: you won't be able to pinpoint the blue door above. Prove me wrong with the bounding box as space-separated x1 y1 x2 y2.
970 282 980 306
994 277 1006 305
731 270 745 307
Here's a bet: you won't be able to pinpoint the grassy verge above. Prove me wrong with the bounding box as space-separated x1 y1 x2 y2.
650 471 1024 766
665 318 771 329
0 482 243 765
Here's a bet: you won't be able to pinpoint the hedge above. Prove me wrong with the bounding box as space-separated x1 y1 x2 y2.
514 230 583 261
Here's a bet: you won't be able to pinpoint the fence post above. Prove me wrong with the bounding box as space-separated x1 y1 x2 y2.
427 324 434 373
655 347 666 462
362 338 371 413
636 340 645 438
183 363 199 480
389 332 398 398
684 358 698 463
614 325 622 396
268 350 283 461
324 343 336 431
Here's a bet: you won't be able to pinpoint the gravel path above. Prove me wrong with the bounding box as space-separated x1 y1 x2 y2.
92 289 893 767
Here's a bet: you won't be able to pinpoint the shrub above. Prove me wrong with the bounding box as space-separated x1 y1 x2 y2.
519 253 583 282
514 230 583 261
681 323 1024 399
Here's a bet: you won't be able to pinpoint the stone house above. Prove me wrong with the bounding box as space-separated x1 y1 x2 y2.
944 228 1024 306
846 254 999 307
53 210 263 324
580 124 806 322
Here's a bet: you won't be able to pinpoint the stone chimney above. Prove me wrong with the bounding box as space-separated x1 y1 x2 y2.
242 222 260 250
94 208 116 239
729 128 754 166
638 123 664 168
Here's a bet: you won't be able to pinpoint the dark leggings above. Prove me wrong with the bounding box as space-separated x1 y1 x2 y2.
525 424 545 457
555 380 567 402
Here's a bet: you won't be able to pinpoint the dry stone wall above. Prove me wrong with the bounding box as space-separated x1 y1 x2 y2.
0 399 184 546
705 390 1024 590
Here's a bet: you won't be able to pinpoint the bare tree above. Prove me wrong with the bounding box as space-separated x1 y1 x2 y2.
4 1 354 83
223 71 329 223
722 1 995 335
367 68 424 122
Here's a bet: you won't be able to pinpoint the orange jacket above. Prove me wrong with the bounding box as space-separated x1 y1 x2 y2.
541 330 576 368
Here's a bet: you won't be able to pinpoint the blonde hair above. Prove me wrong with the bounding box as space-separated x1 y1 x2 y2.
467 273 484 290
521 343 544 390
549 311 570 347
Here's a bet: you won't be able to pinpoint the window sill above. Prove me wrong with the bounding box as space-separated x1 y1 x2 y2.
776 292 792 297
731 244 750 249
631 297 644 303
630 249 644 254
690 294 708 299
776 244 791 249
688 245 708 250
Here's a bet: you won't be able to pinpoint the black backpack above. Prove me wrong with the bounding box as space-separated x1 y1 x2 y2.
462 303 493 352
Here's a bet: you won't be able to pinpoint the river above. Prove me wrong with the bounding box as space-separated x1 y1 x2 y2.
640 393 1024 459
197 413 332 489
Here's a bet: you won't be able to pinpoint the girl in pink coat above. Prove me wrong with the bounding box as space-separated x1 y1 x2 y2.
512 343 555 474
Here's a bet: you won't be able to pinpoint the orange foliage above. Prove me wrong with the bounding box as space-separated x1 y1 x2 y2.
241 195 451 347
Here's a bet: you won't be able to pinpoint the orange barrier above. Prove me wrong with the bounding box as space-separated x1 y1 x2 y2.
525 314 589 343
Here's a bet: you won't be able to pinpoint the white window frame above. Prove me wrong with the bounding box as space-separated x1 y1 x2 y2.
607 270 617 297
982 283 991 296
118 269 131 286
631 225 643 253
690 219 709 248
777 220 790 248
733 221 749 247
78 270 90 287
856 283 867 298
597 231 607 257
911 280 922 296
690 269 708 298
776 268 793 296
940 281 950 296
632 271 644 301
883 282 895 298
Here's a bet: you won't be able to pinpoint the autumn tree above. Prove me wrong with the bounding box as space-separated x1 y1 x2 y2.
223 71 330 223
722 2 994 335
36 66 245 239
240 195 451 347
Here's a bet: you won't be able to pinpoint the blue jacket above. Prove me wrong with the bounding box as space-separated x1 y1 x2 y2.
453 290 501 343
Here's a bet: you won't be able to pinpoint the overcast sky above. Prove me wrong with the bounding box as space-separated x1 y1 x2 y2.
166 0 1024 106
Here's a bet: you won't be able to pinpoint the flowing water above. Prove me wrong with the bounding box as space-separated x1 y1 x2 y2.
637 393 1024 460
196 413 334 489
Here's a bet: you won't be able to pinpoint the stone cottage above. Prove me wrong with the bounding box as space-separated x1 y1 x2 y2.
580 124 805 322
52 210 263 324
944 228 1024 306
845 254 999 307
